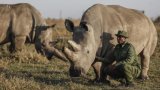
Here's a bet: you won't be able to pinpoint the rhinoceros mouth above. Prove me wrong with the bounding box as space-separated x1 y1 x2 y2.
69 69 81 77
69 68 87 78
69 69 91 80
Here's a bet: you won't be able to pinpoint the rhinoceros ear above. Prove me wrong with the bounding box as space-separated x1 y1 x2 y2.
80 22 88 31
65 19 74 32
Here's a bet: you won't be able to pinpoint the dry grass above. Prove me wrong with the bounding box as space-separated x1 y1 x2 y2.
0 44 49 64
46 18 80 40
0 19 160 90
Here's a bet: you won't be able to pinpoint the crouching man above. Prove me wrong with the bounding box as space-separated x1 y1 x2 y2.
96 30 141 87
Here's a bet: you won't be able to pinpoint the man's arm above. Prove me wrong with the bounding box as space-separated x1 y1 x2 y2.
95 56 115 64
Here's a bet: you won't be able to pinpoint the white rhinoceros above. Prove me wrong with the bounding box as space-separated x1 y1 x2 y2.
64 4 157 81
0 3 68 61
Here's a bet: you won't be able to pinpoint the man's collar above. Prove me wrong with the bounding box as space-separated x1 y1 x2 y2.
119 41 127 47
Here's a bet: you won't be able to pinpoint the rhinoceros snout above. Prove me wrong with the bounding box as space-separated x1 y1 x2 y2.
69 68 81 77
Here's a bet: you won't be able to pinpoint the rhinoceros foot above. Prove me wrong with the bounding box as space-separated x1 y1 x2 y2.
140 75 149 81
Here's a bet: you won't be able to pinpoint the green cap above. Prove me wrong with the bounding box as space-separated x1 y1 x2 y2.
115 30 128 38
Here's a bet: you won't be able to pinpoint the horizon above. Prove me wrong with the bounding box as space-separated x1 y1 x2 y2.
0 0 160 19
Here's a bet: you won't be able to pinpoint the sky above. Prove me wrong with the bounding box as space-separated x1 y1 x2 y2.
0 0 160 19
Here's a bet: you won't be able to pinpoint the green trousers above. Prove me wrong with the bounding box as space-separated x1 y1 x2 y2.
104 63 141 83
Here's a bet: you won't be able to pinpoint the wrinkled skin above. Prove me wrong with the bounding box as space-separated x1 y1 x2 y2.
0 3 68 61
64 4 157 81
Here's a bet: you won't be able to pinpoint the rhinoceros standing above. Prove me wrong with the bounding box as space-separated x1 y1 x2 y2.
0 3 67 61
64 4 157 81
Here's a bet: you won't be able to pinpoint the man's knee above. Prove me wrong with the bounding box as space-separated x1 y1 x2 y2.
120 64 130 72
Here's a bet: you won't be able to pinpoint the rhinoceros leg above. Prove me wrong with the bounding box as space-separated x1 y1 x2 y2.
92 61 101 81
9 35 26 52
9 40 15 53
140 50 150 80
92 61 108 82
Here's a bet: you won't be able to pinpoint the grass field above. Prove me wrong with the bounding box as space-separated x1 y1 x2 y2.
0 20 160 90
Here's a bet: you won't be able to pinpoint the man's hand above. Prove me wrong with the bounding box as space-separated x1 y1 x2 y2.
95 56 105 62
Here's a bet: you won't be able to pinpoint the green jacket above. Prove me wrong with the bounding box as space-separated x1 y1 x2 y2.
113 42 140 68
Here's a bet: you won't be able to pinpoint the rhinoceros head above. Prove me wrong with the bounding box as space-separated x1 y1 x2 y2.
34 24 56 59
64 19 97 77
34 22 68 62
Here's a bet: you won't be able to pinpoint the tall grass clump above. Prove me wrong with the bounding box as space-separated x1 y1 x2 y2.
0 44 49 64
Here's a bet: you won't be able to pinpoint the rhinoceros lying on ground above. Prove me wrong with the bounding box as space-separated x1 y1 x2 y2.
64 4 157 81
0 3 67 61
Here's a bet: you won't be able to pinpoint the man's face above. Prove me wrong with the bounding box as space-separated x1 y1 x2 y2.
117 36 126 44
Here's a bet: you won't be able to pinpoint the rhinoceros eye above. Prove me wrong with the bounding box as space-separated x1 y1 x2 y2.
87 50 89 54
